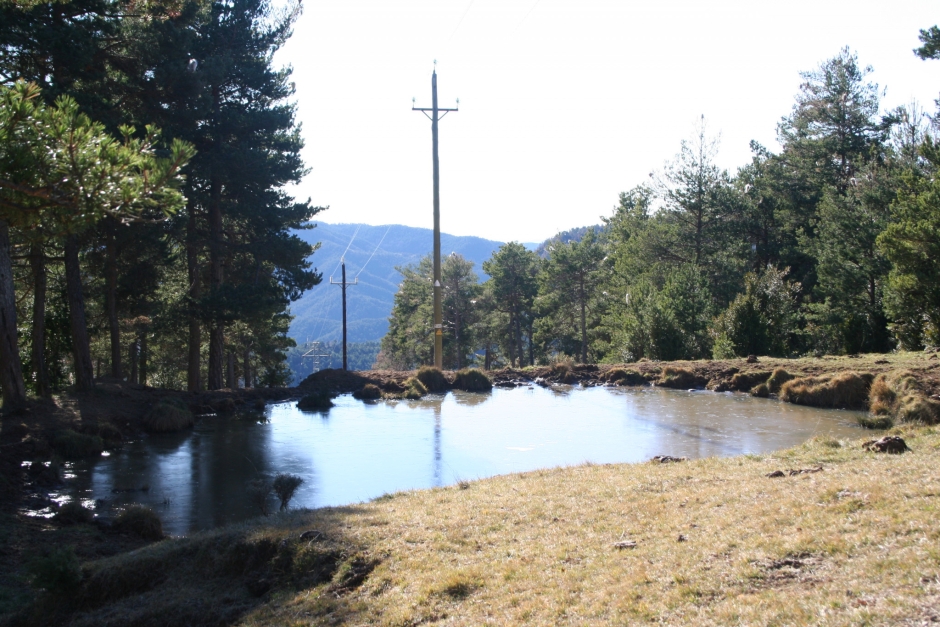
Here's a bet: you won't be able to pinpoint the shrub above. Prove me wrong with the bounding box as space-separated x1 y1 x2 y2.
766 368 795 393
114 505 164 541
143 398 194 433
27 546 82 593
416 366 448 392
452 368 492 392
297 390 334 411
272 473 304 511
96 422 124 446
551 359 577 384
353 383 382 400
54 501 94 526
53 429 104 460
730 371 770 391
603 368 647 386
657 367 706 389
778 372 872 409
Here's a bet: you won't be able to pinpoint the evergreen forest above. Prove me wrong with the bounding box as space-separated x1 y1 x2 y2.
380 40 940 370
0 0 322 406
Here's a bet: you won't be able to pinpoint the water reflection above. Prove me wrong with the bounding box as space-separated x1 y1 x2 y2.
68 386 866 536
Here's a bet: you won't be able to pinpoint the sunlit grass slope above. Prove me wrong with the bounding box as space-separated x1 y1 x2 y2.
15 425 940 626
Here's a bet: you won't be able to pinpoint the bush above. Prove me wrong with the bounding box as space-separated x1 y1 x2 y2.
730 371 770 391
452 368 492 392
416 366 448 392
53 429 104 460
778 372 872 409
766 368 795 394
27 546 82 593
54 501 94 526
143 398 194 433
272 473 304 511
353 383 382 400
603 368 647 386
297 390 334 411
114 505 164 541
551 359 577 384
657 367 706 389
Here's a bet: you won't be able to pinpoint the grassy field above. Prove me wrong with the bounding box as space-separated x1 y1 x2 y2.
8 425 939 626
3 352 940 626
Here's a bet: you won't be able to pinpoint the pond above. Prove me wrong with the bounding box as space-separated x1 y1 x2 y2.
60 385 866 536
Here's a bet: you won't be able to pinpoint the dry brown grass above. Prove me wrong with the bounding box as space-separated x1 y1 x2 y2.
779 371 873 409
14 426 940 627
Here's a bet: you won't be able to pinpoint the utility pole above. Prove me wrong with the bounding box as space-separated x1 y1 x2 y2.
301 341 332 374
330 260 358 370
413 62 458 370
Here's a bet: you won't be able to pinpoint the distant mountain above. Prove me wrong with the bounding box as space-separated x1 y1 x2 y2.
289 222 505 343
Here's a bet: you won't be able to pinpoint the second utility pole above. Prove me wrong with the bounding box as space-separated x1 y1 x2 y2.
413 64 457 369
330 260 357 370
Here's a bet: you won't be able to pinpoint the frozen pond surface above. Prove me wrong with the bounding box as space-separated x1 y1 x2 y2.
68 385 866 535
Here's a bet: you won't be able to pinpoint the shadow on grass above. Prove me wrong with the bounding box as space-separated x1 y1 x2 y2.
2 505 377 627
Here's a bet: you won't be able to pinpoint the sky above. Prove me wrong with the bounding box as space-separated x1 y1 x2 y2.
276 0 940 244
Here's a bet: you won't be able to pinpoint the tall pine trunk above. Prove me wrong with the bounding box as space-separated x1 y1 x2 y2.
243 346 251 388
64 235 95 392
579 273 587 364
138 332 148 387
207 178 224 390
0 220 27 407
186 204 202 392
29 243 49 397
105 222 122 378
226 351 235 389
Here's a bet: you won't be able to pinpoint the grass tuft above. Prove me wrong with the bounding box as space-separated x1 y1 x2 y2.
53 429 104 460
857 414 894 429
114 505 164 541
143 398 194 433
766 368 796 393
778 371 872 409
54 501 94 526
402 377 428 399
416 366 448 392
730 371 770 391
749 382 770 397
657 366 706 389
297 390 334 411
603 368 648 386
26 546 82 593
452 368 492 392
353 383 382 400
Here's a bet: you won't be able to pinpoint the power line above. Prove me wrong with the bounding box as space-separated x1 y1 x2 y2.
448 0 476 41
355 225 392 279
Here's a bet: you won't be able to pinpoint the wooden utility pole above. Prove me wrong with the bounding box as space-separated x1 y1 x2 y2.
330 261 357 370
413 64 458 369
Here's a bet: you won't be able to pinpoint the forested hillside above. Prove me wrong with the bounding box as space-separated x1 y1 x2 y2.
381 44 940 370
288 222 504 343
0 0 319 399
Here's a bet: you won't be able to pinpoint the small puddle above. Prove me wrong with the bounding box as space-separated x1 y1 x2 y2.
56 386 865 535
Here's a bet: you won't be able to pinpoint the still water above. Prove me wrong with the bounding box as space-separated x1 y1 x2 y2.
68 385 866 535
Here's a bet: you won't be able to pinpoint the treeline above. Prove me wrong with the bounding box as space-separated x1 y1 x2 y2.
286 341 381 382
380 42 940 370
0 0 320 407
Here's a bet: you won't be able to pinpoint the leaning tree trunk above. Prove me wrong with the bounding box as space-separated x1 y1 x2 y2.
0 220 27 407
186 204 202 392
105 221 121 378
29 243 49 397
64 234 95 392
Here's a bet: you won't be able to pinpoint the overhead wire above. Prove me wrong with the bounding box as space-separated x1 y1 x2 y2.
311 224 361 343
355 225 392 279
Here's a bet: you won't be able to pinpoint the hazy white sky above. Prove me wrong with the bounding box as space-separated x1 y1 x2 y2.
277 0 939 243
